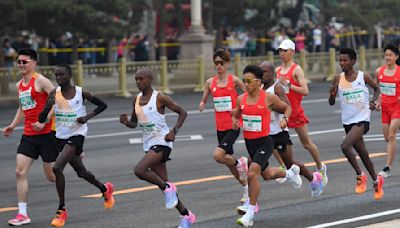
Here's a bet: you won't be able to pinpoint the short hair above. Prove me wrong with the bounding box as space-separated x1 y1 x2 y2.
56 63 73 76
213 48 230 62
384 43 399 56
243 65 263 79
17 48 38 61
339 48 357 60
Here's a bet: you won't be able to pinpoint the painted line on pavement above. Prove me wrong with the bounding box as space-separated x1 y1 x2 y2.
13 97 328 131
86 131 142 139
0 207 18 213
80 152 386 199
307 208 400 228
129 134 203 144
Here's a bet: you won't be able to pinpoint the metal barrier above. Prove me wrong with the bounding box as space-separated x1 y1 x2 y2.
0 48 386 100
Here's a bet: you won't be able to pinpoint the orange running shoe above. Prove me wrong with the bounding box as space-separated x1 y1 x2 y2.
50 209 68 227
355 173 367 194
103 182 115 209
373 175 384 200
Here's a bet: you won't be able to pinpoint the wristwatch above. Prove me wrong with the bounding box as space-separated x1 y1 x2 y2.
287 82 291 88
173 127 180 134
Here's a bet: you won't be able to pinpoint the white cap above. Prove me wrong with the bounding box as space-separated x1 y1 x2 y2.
278 39 295 51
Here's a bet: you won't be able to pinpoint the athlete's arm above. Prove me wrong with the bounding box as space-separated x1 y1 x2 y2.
364 72 380 110
160 94 187 142
231 95 243 130
3 83 24 137
120 96 138 128
77 90 108 124
328 75 340 106
32 88 56 131
199 78 212 111
233 76 246 92
274 83 290 105
374 67 382 110
291 66 309 95
37 75 55 94
267 92 292 118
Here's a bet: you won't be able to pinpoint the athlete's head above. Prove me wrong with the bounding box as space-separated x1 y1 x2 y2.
135 68 153 91
17 48 38 76
278 39 295 62
339 48 356 72
259 61 275 86
213 48 230 74
55 63 73 87
383 43 399 66
243 65 263 92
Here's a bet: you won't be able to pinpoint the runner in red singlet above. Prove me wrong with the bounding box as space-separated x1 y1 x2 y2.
276 39 328 186
199 48 250 203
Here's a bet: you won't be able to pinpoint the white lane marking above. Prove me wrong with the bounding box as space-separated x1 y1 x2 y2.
13 98 328 131
307 208 400 228
86 131 142 139
129 134 203 144
364 137 400 142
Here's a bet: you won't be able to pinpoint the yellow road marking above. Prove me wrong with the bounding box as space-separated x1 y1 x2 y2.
81 152 387 198
0 207 18 213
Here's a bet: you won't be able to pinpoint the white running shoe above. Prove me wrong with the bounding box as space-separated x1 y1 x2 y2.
319 163 328 187
236 210 254 227
237 157 249 182
236 202 259 215
287 165 302 189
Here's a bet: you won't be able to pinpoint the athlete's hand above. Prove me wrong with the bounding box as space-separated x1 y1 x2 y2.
232 117 240 130
199 101 205 112
2 125 14 137
120 113 129 125
279 118 287 129
329 84 338 96
164 131 176 142
375 102 381 111
31 121 45 132
369 101 377 111
278 75 288 86
77 116 89 124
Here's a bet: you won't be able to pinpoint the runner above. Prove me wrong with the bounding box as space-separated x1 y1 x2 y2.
329 48 383 200
120 68 195 228
375 44 400 178
277 39 328 186
260 61 324 197
199 48 249 203
2 48 58 226
35 64 114 227
232 65 302 227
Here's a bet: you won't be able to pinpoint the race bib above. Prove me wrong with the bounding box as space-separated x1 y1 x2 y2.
380 82 396 96
213 96 232 112
139 122 158 134
242 114 262 132
342 88 363 104
56 110 77 127
19 88 36 110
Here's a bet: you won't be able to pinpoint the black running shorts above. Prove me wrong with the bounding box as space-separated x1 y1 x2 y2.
343 121 370 135
217 129 240 155
56 135 85 155
17 133 59 162
148 145 172 163
244 136 274 171
270 131 292 153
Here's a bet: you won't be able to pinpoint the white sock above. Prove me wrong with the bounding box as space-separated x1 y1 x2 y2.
243 185 248 196
248 204 256 213
18 202 27 216
285 169 292 179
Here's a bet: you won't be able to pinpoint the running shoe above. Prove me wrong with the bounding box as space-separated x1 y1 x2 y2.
310 172 323 197
237 157 249 182
164 182 178 209
103 182 115 209
355 172 367 194
287 165 302 189
275 165 287 184
236 210 254 227
373 175 384 200
319 163 328 187
378 166 391 178
178 210 196 228
8 213 31 226
240 190 249 204
50 209 68 227
236 202 259 215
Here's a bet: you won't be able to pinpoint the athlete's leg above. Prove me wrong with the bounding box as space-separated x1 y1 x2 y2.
260 166 285 180
69 155 106 191
134 150 166 189
295 125 322 169
42 162 55 182
213 148 243 183
386 118 400 167
353 138 377 181
272 150 286 168
247 163 261 206
280 145 313 182
15 154 34 204
341 125 364 176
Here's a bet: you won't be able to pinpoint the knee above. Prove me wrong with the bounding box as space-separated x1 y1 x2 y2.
76 170 86 178
388 132 397 142
302 141 312 150
247 170 258 181
213 150 225 164
52 166 63 176
15 168 27 179
134 165 146 179
340 142 351 153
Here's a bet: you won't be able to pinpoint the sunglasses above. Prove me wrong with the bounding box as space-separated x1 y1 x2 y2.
214 60 225 66
16 59 35 65
242 78 259 84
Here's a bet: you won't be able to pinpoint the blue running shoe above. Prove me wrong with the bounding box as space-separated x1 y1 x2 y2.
164 182 178 209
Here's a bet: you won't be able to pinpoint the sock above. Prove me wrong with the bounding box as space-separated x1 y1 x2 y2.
161 182 169 191
180 209 189 216
235 159 239 166
285 169 291 179
243 185 248 197
100 184 107 193
248 204 256 214
18 202 27 216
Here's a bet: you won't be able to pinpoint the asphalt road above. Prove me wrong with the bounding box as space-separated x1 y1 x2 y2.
1 82 400 228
